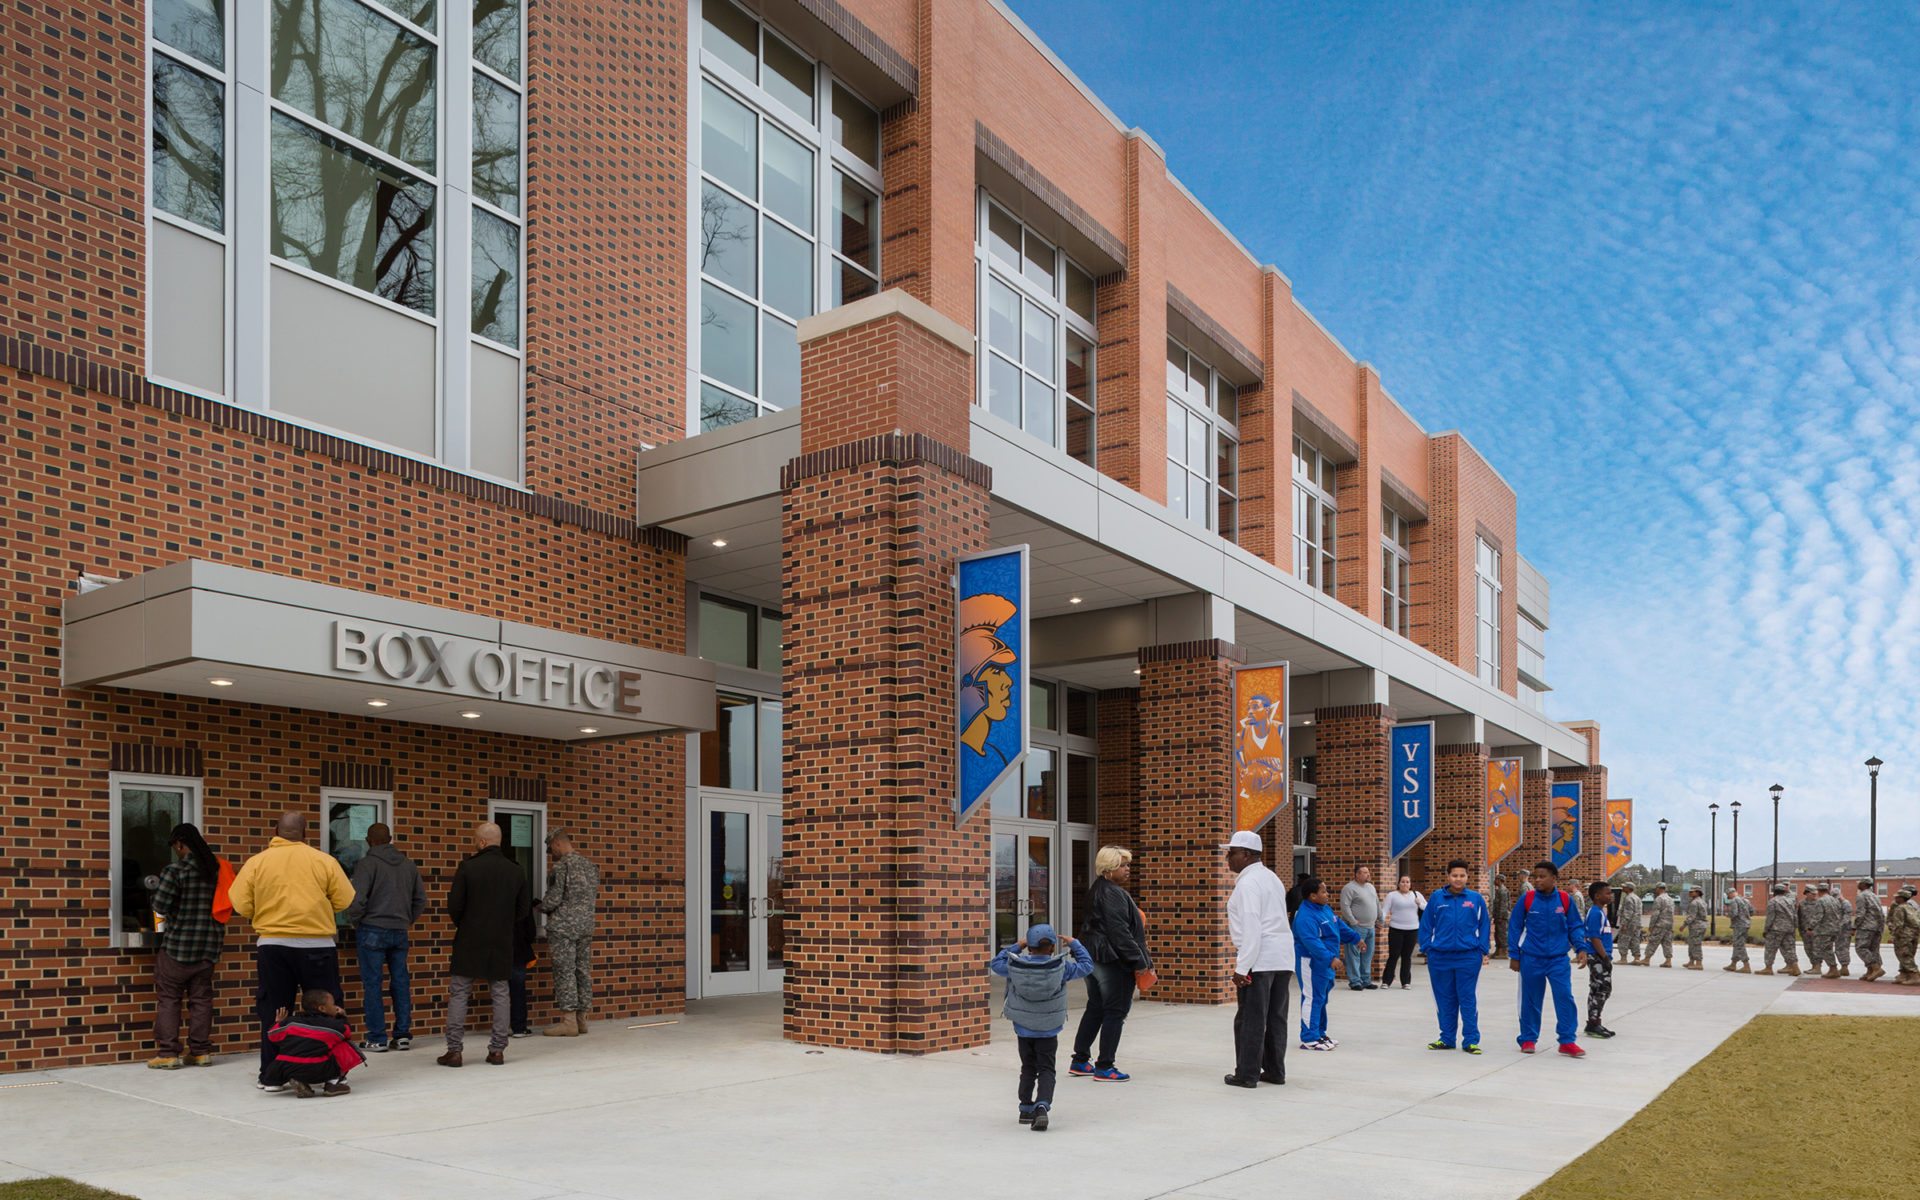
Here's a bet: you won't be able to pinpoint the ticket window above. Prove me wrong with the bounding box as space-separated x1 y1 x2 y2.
110 774 203 948
321 790 392 883
490 800 547 923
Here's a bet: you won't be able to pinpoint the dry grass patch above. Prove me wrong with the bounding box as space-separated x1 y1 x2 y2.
0 1182 139 1200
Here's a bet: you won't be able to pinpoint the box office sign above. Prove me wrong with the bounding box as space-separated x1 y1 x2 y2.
333 621 645 715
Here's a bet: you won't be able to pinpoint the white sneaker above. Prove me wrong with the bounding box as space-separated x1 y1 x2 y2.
256 1081 288 1093
1322 1036 1340 1047
1305 1040 1336 1052
1317 1038 1338 1051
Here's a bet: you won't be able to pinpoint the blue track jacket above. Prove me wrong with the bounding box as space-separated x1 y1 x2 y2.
1583 906 1614 957
1293 899 1363 966
1419 887 1491 955
1507 887 1586 959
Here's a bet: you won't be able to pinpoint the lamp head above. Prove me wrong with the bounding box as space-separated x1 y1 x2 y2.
1731 799 1741 812
1769 783 1783 798
1658 818 1669 831
1865 756 1882 774
1709 803 1719 813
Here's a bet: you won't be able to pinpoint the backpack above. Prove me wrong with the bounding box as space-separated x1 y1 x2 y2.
211 857 237 924
1521 888 1570 916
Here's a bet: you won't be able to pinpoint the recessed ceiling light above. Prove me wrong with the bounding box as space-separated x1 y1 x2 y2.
711 538 728 548
1132 667 1142 676
578 726 600 735
1302 716 1314 726
207 677 235 687
1069 596 1083 605
459 710 482 720
366 699 390 708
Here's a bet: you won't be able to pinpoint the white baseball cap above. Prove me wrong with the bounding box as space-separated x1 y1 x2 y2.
1220 830 1263 853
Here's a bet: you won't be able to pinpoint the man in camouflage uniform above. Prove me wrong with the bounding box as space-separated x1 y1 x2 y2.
1809 882 1844 978
1757 882 1801 975
536 829 601 1037
1616 886 1644 965
1833 885 1854 976
1640 883 1675 966
1682 885 1708 969
1889 885 1920 985
1491 874 1513 959
1723 888 1753 972
1852 882 1886 982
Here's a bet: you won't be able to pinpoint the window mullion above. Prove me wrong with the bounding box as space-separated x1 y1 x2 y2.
233 2 270 412
442 0 474 470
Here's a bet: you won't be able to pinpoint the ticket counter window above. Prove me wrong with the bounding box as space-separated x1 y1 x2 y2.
110 774 202 948
490 801 547 917
321 790 391 883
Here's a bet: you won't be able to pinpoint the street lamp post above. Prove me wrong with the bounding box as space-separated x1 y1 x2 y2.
1731 799 1742 914
1658 817 1670 887
1866 757 1882 880
1769 783 1783 892
1709 803 1719 938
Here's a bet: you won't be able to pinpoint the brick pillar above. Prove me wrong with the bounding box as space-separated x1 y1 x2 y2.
1313 703 1397 983
783 294 990 1054
1135 640 1239 1004
1516 769 1555 878
1095 687 1140 852
1553 763 1609 888
1427 743 1492 896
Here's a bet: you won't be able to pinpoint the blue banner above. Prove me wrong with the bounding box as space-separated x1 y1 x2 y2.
956 546 1029 822
1389 722 1435 859
1551 781 1583 870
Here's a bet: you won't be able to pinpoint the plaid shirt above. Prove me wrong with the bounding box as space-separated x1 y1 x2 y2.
153 858 225 965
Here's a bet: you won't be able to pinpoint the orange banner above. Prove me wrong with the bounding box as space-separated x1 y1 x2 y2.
1487 757 1523 865
1232 663 1289 833
1605 798 1632 880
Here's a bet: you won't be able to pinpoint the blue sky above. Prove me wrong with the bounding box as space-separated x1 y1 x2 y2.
1008 0 1920 870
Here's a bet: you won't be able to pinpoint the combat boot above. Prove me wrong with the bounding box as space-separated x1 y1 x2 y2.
1685 961 1702 971
1659 958 1672 968
1738 962 1752 973
1862 966 1883 983
1786 964 1802 976
1721 962 1737 971
1823 966 1841 979
1897 971 1919 986
542 1017 580 1037
1837 965 1851 977
1755 965 1775 976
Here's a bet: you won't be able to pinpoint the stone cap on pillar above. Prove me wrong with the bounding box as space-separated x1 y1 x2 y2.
796 290 976 454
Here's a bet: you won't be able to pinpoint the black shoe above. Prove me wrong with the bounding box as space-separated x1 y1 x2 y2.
1223 1073 1257 1088
1594 1026 1618 1039
1364 983 1380 990
1348 984 1365 991
1030 1107 1049 1132
1259 1072 1285 1085
1018 1107 1036 1125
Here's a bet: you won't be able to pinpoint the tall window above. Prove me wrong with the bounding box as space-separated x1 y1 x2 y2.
1476 535 1502 685
1381 506 1412 637
110 774 203 948
694 0 881 432
1166 339 1239 539
147 0 528 480
1292 437 1337 595
975 194 1098 467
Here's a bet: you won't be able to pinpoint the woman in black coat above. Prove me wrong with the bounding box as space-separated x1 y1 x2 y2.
1070 845 1152 1081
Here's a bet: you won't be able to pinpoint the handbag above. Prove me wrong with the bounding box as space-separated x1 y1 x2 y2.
1134 967 1158 993
211 857 237 924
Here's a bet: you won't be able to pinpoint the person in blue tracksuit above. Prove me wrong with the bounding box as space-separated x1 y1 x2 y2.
1293 875 1364 1051
1506 859 1589 1057
1419 858 1491 1054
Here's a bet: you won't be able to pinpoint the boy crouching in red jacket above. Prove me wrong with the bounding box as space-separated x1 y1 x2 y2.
263 990 366 1097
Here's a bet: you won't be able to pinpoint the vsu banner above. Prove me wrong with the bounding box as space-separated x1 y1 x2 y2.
1232 661 1290 834
1389 722 1435 859
1605 798 1632 879
1550 781 1582 870
955 546 1029 823
1486 756 1524 865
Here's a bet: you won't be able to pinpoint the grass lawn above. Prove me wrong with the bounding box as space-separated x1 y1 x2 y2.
1523 1015 1920 1200
0 1182 138 1200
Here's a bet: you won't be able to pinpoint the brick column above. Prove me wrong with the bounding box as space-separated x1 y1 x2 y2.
1427 743 1492 895
1553 764 1609 887
1516 769 1556 877
1313 703 1397 983
782 293 990 1054
1134 640 1239 1004
1094 687 1140 852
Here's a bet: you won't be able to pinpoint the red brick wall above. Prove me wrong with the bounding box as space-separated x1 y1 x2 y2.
1311 703 1397 981
1095 688 1141 853
1515 769 1556 879
1419 743 1492 897
1552 764 1609 889
1425 434 1519 692
797 313 972 452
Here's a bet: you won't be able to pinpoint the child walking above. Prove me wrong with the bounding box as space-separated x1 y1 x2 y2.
262 989 366 1097
1292 875 1364 1051
989 923 1093 1131
1583 880 1617 1039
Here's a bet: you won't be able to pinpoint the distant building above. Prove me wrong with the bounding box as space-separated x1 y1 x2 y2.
1733 858 1920 906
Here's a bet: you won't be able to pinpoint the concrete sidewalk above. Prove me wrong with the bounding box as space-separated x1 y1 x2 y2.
0 944 1906 1200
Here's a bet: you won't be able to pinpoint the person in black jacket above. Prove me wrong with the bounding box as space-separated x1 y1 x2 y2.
437 823 530 1068
1069 846 1152 1082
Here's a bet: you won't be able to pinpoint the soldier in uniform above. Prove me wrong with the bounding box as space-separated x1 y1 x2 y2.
1890 885 1920 985
1853 881 1886 983
1491 874 1513 959
1807 883 1845 978
1616 886 1644 965
1723 888 1753 972
1756 882 1800 976
1640 883 1675 967
1833 885 1854 977
1796 884 1819 971
1683 885 1708 969
536 829 601 1037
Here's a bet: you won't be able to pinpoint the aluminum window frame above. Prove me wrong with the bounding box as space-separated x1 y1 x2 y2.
1476 535 1502 686
319 786 394 883
1381 505 1413 638
108 772 204 949
1292 436 1338 595
973 190 1099 459
1165 337 1238 539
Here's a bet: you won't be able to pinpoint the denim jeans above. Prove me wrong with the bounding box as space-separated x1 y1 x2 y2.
1341 929 1375 986
355 926 412 1043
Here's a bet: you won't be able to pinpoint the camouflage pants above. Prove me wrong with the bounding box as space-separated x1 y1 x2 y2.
1586 955 1612 1026
1616 923 1641 961
1762 929 1798 969
550 934 593 1013
1643 924 1673 961
1895 935 1918 975
1492 918 1509 956
1686 928 1704 964
1836 931 1851 968
1805 932 1837 970
1854 929 1882 970
1729 925 1750 964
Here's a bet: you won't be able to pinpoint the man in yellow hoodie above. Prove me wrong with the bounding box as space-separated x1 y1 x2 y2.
229 811 355 1090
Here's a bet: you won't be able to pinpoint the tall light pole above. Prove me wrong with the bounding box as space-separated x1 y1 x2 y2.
1658 817 1670 886
1731 799 1742 913
1866 757 1882 879
1709 803 1720 938
1769 783 1783 892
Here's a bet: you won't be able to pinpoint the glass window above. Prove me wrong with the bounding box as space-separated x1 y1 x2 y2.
757 699 783 793
761 313 800 410
473 0 520 80
1067 753 1095 825
756 611 782 673
1065 688 1094 738
322 791 391 885
700 182 756 295
1064 331 1095 468
471 208 519 346
1029 680 1055 731
1168 338 1235 537
975 195 1096 454
702 0 756 79
831 82 878 168
270 112 437 313
700 282 756 394
271 0 438 172
472 73 521 214
1065 263 1095 324
156 0 226 68
152 56 226 233
1382 506 1413 638
762 32 813 121
701 82 757 198
698 596 755 666
702 693 758 789
763 220 813 319
832 172 879 304
1476 536 1502 685
1293 437 1338 596
112 776 200 946
762 126 812 228
1024 746 1057 821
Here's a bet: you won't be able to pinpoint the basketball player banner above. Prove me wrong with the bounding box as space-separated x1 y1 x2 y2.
1232 661 1290 833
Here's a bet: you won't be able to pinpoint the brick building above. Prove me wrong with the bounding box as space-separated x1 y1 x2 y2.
1 0 1608 1070
1733 860 1920 910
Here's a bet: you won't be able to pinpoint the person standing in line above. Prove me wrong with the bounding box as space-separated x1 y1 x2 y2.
1294 874 1364 1052
1380 876 1426 989
341 822 426 1052
1490 875 1513 960
1418 859 1490 1054
1507 860 1588 1058
1615 887 1644 966
1070 846 1151 1082
1852 881 1886 983
1582 880 1617 1040
1221 830 1295 1089
228 811 355 1092
438 823 529 1068
509 904 537 1038
1888 886 1920 985
1833 885 1855 977
1724 888 1754 973
1338 865 1380 991
1640 883 1675 967
537 829 600 1037
149 823 228 1069
1796 884 1821 972
1683 885 1709 970
1810 883 1843 978
1756 882 1801 976
988 923 1093 1130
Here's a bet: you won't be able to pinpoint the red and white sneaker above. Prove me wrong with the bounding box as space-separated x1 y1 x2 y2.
1519 1041 1537 1054
1557 1043 1586 1059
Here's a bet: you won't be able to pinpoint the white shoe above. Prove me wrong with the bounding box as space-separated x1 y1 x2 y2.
256 1081 288 1093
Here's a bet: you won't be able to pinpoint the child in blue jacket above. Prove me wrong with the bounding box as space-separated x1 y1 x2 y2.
1583 880 1617 1040
1506 860 1589 1057
1292 875 1364 1051
989 923 1093 1131
1419 858 1492 1053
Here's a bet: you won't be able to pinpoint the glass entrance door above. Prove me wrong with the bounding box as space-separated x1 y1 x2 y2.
700 793 785 996
991 821 1054 949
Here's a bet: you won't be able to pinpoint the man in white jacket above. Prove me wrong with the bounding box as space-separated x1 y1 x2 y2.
1223 830 1296 1089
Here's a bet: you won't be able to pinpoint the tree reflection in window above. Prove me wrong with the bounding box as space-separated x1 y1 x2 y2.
271 0 438 173
153 56 225 232
271 113 436 312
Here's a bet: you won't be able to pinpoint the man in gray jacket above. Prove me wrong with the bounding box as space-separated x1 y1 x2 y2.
1339 865 1380 990
342 823 427 1051
538 829 601 1037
